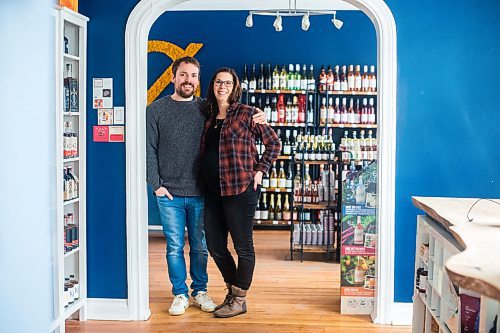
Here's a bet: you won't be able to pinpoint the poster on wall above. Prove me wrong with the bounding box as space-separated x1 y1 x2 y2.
340 161 377 315
93 78 113 109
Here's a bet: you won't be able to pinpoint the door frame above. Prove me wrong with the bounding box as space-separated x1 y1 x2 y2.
124 0 397 324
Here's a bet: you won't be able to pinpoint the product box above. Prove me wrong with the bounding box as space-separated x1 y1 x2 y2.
59 0 78 12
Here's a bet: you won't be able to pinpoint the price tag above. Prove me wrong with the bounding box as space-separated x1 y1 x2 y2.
276 90 281 94
301 90 306 94
291 90 296 94
261 89 266 93
275 188 280 192
249 89 255 93
272 220 278 225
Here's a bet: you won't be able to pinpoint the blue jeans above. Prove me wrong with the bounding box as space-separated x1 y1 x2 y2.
156 195 208 298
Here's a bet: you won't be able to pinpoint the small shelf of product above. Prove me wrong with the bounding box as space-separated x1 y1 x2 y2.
412 214 500 333
241 61 378 265
53 6 88 332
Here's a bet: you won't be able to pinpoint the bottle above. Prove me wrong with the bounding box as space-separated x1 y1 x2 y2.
260 193 269 220
362 65 370 92
262 171 270 188
277 95 286 124
355 99 361 124
340 65 348 91
308 64 316 91
318 65 326 92
320 97 327 125
275 194 283 220
290 96 298 123
347 65 355 91
327 97 334 124
254 196 262 220
354 216 364 245
269 162 278 189
268 193 275 221
307 95 314 126
241 64 249 91
67 166 79 199
258 62 264 90
266 62 272 90
326 65 334 91
278 161 287 189
279 64 287 90
272 64 280 90
295 64 301 90
340 97 348 124
69 274 80 300
354 65 362 91
286 163 293 189
368 98 376 124
300 64 307 90
297 95 305 123
287 64 295 90
355 177 366 205
65 64 79 113
249 64 257 90
361 98 368 124
271 96 279 123
282 194 291 221
369 65 377 92
264 96 272 123
333 97 341 124
333 65 341 91
347 98 355 124
63 121 72 158
283 130 291 155
354 256 365 284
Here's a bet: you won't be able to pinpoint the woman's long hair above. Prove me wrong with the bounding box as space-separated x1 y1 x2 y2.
204 67 242 119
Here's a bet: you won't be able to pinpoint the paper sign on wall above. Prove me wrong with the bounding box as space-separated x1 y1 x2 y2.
114 106 125 125
93 126 109 142
97 109 113 125
93 78 113 109
109 126 125 142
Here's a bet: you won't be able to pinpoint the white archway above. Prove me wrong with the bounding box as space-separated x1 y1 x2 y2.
125 0 397 324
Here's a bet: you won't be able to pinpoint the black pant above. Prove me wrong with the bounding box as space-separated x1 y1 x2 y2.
204 182 261 290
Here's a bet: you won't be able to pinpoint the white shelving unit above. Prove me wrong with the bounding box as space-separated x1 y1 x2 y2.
52 6 88 333
412 215 500 333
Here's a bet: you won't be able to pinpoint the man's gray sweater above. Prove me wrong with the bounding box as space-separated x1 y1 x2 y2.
146 95 206 196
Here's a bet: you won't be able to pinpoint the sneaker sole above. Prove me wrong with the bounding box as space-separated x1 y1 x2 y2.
192 301 215 313
169 304 189 316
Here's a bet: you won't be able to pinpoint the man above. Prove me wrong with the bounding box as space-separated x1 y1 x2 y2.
146 56 266 316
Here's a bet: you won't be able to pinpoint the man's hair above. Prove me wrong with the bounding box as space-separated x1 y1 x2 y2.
172 56 201 77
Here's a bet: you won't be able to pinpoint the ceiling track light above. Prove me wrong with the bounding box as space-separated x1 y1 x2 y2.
245 9 343 32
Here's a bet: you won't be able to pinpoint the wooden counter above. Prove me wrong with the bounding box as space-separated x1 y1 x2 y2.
412 196 500 302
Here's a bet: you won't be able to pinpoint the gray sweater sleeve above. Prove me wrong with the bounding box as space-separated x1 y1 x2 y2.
146 106 162 191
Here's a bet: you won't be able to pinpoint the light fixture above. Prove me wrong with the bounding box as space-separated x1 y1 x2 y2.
245 0 343 32
245 13 253 28
332 11 344 30
301 12 310 31
273 14 283 32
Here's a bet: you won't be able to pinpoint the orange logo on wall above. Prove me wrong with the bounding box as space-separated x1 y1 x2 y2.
59 0 78 12
147 41 203 105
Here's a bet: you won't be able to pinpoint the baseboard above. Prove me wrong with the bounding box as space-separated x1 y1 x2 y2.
391 302 413 326
148 225 162 232
86 298 130 321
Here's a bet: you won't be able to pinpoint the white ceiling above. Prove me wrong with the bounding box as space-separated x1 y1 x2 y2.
168 0 358 11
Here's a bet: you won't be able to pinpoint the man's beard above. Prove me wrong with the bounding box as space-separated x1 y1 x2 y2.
175 83 195 98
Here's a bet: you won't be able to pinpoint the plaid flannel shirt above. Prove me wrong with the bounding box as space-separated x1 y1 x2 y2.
200 102 281 196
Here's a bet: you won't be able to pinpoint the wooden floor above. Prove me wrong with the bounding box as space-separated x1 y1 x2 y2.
67 231 410 333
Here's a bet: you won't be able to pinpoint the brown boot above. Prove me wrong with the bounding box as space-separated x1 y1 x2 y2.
214 283 232 311
213 285 247 318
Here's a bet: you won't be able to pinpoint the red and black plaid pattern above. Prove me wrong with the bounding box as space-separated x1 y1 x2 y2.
200 102 281 196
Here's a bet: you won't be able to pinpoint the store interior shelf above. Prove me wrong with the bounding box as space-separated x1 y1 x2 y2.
318 90 377 96
254 219 291 226
296 203 337 210
276 155 293 160
300 160 337 165
64 198 80 206
292 244 336 252
63 298 85 321
248 89 313 95
261 188 292 193
63 157 80 163
269 122 307 127
63 53 80 61
63 112 80 117
320 123 378 129
64 247 80 258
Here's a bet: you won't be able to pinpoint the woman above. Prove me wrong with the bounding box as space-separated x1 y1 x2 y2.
200 67 281 318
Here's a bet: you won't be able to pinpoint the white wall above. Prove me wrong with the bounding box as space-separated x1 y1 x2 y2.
0 1 55 332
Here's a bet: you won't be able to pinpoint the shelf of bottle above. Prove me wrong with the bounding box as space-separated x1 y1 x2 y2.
261 188 292 193
254 219 291 226
248 89 314 95
63 53 80 62
318 123 378 129
269 122 308 127
292 244 336 252
64 247 80 258
318 90 377 96
276 155 293 160
296 202 337 210
63 112 80 117
299 160 338 165
63 298 85 321
64 198 80 206
63 157 80 163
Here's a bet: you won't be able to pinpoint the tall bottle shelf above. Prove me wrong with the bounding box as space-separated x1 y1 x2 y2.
53 7 88 333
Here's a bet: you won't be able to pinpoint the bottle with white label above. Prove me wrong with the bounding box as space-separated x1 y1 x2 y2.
354 257 365 284
260 193 269 220
347 64 355 91
340 65 348 91
327 97 334 124
320 97 327 125
264 96 271 123
362 65 370 92
354 65 362 91
368 98 376 124
354 216 364 245
369 65 377 92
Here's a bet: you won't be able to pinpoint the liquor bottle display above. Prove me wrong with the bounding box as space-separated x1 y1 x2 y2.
240 62 378 262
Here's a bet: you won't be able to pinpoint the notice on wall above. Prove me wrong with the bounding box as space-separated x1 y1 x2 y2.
93 78 113 109
93 125 109 142
340 161 378 315
93 125 125 142
109 126 125 142
97 109 113 125
113 106 125 125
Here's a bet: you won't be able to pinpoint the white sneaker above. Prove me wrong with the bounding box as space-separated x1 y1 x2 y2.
193 291 216 312
169 294 189 316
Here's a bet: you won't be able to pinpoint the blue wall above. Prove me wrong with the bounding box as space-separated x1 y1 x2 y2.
80 1 500 303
